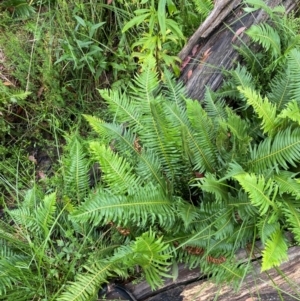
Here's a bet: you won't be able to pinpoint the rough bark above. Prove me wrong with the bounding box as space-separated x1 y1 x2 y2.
178 0 299 101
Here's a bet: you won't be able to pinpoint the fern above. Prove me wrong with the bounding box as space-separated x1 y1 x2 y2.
64 136 90 198
58 231 171 301
89 142 142 194
191 0 213 18
238 87 277 135
249 127 300 172
261 229 288 271
234 173 277 216
70 185 175 228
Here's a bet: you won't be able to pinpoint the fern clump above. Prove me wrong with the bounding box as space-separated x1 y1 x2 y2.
1 1 300 300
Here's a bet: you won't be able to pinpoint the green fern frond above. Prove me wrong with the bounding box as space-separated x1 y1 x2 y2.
186 99 217 172
234 173 277 215
58 261 115 301
249 127 300 172
274 171 300 200
176 201 200 229
257 219 279 245
71 185 175 228
196 173 228 202
203 88 227 120
261 228 288 271
191 0 213 18
99 89 142 130
63 136 90 201
267 68 291 110
220 64 256 100
287 49 300 104
278 100 300 125
281 200 300 243
35 192 56 238
58 230 170 301
127 231 171 288
84 117 166 189
243 0 285 17
89 142 142 194
238 87 277 134
1 0 35 17
246 23 281 58
162 67 186 108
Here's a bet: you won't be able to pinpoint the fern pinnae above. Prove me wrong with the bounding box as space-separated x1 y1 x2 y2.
89 142 141 194
246 23 281 58
249 127 300 172
287 49 300 104
238 87 277 135
99 88 142 130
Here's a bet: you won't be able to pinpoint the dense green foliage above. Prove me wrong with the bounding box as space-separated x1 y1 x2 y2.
1 0 300 300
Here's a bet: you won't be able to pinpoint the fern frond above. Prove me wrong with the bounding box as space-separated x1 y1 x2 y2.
220 64 256 100
287 49 300 104
196 173 228 202
281 200 300 243
249 127 300 172
63 136 89 201
35 192 56 238
191 0 213 18
266 68 291 110
99 88 142 131
186 99 217 172
278 100 300 125
58 261 115 301
234 173 277 215
274 171 300 200
238 87 277 134
70 185 175 228
257 219 279 245
203 88 227 120
243 0 285 17
58 230 170 301
261 228 288 271
89 142 141 194
84 117 166 189
246 23 281 58
162 67 186 108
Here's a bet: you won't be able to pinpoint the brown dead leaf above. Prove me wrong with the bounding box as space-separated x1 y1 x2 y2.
180 56 191 71
191 44 199 56
232 26 247 42
199 47 212 65
107 0 113 4
187 69 193 80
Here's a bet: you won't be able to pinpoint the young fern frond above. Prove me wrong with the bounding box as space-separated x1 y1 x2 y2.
234 173 278 216
261 228 288 271
278 100 300 125
238 87 277 135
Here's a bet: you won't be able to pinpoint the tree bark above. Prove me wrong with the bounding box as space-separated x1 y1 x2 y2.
178 0 299 101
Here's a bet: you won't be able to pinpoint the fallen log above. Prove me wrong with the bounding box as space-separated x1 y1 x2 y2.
179 0 299 100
